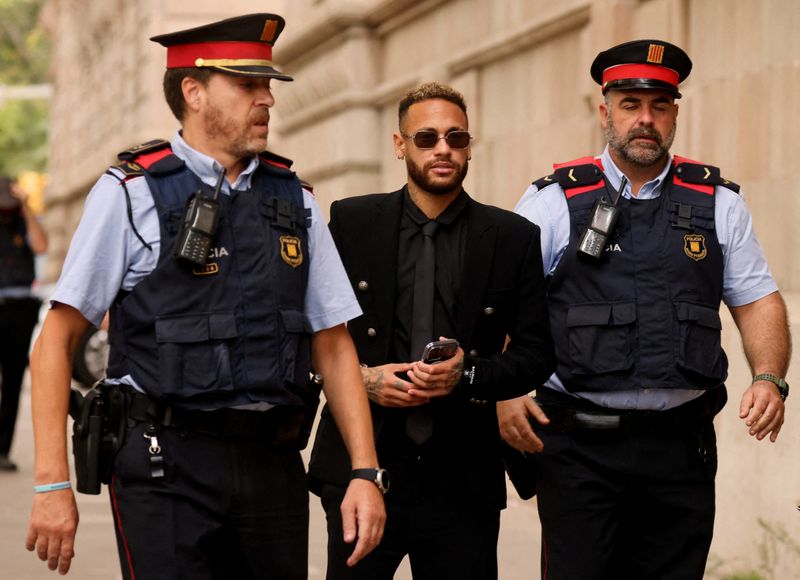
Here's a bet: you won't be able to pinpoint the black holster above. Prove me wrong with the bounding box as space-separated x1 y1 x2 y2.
69 383 128 494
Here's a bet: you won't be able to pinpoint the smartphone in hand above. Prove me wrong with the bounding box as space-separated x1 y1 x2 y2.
421 339 459 364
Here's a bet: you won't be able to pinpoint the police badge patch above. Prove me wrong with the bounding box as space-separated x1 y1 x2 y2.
683 233 707 261
280 235 303 267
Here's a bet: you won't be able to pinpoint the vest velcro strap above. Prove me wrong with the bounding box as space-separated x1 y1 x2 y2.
674 203 693 229
262 197 311 231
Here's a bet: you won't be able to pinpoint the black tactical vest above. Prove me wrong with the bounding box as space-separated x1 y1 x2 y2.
540 155 736 393
107 141 312 409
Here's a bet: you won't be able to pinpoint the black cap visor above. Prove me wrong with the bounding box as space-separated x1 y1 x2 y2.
603 78 681 98
208 65 293 81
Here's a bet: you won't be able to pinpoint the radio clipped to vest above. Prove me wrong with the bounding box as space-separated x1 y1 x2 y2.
577 176 627 259
174 169 226 265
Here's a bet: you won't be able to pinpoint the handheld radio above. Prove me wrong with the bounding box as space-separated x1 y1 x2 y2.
577 176 628 259
174 169 226 265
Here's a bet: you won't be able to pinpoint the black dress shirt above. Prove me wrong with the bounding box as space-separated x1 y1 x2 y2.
390 187 469 363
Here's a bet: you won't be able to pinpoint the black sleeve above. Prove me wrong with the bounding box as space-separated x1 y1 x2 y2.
459 223 555 402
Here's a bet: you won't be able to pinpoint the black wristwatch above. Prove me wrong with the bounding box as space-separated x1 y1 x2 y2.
350 468 390 494
752 373 789 401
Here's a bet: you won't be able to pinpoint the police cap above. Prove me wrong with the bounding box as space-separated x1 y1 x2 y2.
150 13 293 81
590 39 692 98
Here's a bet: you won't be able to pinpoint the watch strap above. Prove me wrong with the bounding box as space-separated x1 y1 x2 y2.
350 468 389 494
752 373 789 401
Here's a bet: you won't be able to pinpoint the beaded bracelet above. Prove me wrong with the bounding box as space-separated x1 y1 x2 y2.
33 480 72 493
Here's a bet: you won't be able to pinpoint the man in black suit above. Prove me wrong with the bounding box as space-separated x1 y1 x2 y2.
308 82 555 580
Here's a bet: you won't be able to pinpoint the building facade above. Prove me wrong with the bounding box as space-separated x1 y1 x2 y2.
43 0 800 577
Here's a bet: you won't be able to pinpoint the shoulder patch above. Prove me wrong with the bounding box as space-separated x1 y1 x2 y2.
113 161 143 179
553 163 604 190
117 139 171 162
532 174 557 191
673 156 740 193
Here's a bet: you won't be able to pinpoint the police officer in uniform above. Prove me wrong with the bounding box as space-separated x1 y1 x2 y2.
501 40 791 579
25 14 385 579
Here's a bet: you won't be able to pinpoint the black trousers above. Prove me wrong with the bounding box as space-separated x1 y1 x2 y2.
533 417 718 580
0 297 40 455
321 447 500 580
110 421 309 580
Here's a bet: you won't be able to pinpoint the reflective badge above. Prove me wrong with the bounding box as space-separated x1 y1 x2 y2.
683 233 707 261
280 235 303 268
193 263 219 276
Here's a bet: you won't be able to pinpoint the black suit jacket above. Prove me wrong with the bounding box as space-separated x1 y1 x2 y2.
308 188 554 511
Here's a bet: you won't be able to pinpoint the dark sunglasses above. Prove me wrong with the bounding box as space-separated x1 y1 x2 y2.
402 130 472 149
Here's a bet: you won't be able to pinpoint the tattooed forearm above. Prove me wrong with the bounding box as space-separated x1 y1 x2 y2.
446 358 464 389
361 366 383 401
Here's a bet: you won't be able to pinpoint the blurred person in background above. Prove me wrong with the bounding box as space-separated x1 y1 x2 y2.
0 175 47 471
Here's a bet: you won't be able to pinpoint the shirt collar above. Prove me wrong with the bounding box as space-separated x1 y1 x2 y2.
402 187 469 227
170 131 261 194
599 145 673 200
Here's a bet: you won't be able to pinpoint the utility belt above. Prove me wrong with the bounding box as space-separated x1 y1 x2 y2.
70 382 313 495
534 386 727 434
125 390 306 443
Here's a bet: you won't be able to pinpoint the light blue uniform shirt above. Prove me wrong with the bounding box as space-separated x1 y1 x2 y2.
515 146 778 410
52 132 362 388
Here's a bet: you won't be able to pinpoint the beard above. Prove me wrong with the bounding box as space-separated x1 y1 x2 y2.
203 101 270 158
405 157 469 196
604 112 676 168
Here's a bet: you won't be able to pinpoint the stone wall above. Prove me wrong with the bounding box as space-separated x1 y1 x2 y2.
43 0 800 576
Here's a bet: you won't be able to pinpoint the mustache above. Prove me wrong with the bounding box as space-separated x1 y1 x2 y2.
423 160 457 171
250 109 270 124
625 127 662 145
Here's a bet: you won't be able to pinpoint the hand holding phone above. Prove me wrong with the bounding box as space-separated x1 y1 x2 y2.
420 339 459 364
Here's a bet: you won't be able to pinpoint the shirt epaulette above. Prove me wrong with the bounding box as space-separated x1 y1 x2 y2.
553 163 604 190
117 139 171 162
116 139 184 176
532 174 557 191
111 161 144 180
674 159 740 193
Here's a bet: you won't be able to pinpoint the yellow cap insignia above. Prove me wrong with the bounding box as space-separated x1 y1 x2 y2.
683 233 707 261
280 235 303 268
647 44 665 64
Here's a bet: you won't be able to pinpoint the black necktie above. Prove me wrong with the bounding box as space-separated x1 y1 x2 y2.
406 220 437 445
